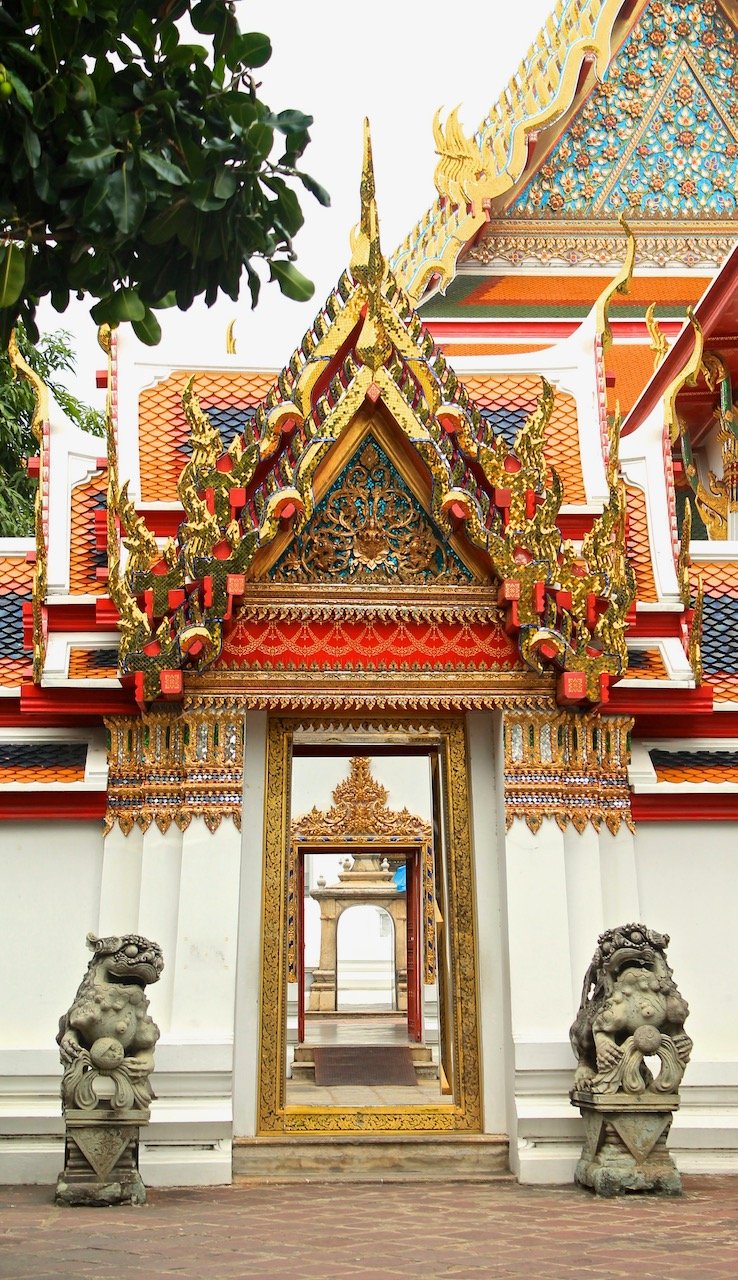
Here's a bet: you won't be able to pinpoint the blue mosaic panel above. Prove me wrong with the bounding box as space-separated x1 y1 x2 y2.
701 591 738 677
512 0 738 219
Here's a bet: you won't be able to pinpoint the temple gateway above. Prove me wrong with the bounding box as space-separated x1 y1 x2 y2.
2 0 738 1186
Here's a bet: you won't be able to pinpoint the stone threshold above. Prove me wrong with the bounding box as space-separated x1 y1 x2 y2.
233 1133 510 1183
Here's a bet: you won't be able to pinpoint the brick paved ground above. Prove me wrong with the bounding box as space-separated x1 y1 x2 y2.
1 1176 737 1280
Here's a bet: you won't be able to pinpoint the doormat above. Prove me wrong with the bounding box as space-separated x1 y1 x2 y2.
312 1045 418 1087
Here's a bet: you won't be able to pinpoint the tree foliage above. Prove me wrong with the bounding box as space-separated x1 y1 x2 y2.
0 1 329 345
0 324 104 536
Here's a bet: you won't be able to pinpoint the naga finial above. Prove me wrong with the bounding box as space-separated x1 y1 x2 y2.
595 212 636 355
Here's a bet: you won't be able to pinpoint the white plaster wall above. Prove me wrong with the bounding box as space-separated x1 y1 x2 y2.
634 822 738 1060
501 813 738 1183
0 809 242 1186
2 821 104 1046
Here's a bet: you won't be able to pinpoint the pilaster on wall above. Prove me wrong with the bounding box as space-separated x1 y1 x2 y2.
504 815 645 1183
99 813 241 1187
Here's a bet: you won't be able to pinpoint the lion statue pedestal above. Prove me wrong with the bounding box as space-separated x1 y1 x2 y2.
570 923 691 1197
55 933 163 1207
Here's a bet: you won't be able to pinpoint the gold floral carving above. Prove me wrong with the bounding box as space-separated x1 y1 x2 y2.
503 708 634 835
104 699 244 835
288 757 435 983
258 718 481 1134
272 439 470 586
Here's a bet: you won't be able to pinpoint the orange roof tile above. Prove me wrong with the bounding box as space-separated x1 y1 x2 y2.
626 648 668 680
607 343 657 417
461 373 585 504
68 647 119 679
462 275 711 311
69 471 107 595
138 369 274 503
626 486 658 603
0 553 33 687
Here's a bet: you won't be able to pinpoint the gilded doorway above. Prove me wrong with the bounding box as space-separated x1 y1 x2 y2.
257 718 482 1134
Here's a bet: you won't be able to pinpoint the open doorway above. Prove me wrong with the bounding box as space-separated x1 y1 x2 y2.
285 751 443 1106
257 718 482 1134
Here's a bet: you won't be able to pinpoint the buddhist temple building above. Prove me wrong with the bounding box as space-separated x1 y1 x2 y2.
2 0 738 1186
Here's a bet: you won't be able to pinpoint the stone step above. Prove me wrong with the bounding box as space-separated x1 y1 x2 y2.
233 1134 511 1183
291 1043 435 1079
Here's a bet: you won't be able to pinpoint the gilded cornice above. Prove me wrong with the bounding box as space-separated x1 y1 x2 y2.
390 0 627 303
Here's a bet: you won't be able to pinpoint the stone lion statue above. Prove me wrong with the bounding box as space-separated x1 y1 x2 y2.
570 922 692 1095
57 933 164 1112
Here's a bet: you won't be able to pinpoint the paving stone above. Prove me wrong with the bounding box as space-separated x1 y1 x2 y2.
1 1178 737 1279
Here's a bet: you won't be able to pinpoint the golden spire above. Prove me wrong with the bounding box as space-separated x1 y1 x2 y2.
350 118 391 370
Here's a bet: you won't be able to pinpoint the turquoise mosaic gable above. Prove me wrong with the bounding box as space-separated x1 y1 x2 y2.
510 0 738 220
270 435 474 585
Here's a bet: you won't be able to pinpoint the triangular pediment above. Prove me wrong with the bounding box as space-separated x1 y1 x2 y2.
509 0 738 221
268 432 476 587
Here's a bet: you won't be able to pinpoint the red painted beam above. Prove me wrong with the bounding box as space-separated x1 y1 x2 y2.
631 791 738 822
608 685 714 717
0 791 107 821
632 710 738 738
19 684 137 718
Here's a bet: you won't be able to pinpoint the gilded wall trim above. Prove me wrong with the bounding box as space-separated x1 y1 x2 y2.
257 717 482 1134
104 699 244 835
504 709 634 834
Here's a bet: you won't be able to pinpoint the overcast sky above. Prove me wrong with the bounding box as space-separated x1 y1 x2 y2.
38 1 555 403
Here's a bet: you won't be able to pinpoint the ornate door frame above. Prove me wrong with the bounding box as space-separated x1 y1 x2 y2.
257 716 482 1135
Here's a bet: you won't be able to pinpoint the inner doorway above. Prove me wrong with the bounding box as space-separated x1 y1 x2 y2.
257 717 482 1134
287 756 439 1105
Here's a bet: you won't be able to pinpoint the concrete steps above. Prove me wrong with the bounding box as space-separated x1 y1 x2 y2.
233 1133 511 1183
291 1043 438 1081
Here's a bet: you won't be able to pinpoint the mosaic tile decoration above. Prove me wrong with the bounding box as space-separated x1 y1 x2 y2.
69 471 106 595
512 0 738 220
67 647 120 679
138 369 274 503
695 559 738 702
0 554 33 687
460 373 585 503
0 740 87 783
650 747 738 782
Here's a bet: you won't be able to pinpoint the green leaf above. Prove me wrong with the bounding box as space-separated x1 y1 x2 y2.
91 287 146 324
5 69 32 112
140 152 188 185
107 161 146 233
0 244 26 308
66 140 119 178
142 200 189 245
274 109 313 134
213 169 237 200
131 307 162 345
232 32 272 69
270 259 314 303
297 171 331 207
22 124 41 170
